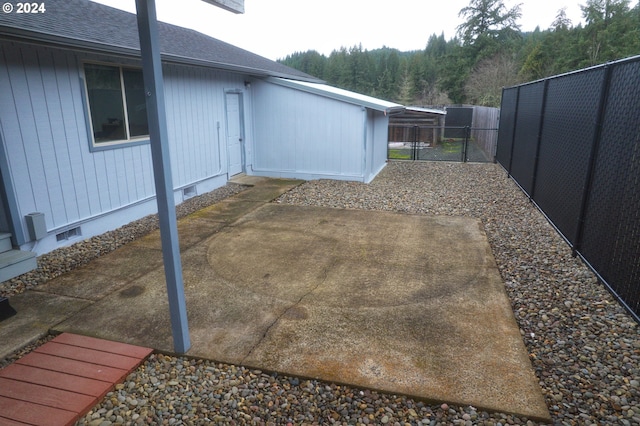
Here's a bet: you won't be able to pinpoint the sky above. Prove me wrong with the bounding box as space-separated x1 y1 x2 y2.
91 0 590 60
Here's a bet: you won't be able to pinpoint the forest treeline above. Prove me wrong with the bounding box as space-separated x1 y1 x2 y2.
278 0 640 107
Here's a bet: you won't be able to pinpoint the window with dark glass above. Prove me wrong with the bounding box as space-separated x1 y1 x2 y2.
84 63 149 146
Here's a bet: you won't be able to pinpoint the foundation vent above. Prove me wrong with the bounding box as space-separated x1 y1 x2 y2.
183 185 197 200
56 226 81 242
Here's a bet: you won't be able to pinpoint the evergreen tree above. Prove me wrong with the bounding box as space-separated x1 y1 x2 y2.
437 39 472 104
348 44 375 94
580 0 635 64
552 7 573 30
456 0 522 45
325 47 349 88
281 51 326 79
374 49 401 101
277 0 640 107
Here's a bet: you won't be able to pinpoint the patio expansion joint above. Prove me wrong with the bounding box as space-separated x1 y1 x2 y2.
30 289 96 302
240 257 337 365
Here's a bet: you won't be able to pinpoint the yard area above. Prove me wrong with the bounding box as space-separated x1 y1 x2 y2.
2 161 638 425
277 161 640 425
388 139 493 162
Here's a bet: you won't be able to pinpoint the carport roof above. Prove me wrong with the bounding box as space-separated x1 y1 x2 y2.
267 77 405 113
405 106 447 115
0 0 321 83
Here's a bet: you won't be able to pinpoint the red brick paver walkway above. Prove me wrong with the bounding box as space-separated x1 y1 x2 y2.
0 333 152 425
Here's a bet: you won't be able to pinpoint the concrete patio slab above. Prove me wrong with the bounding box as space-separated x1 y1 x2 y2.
52 203 549 420
0 292 91 357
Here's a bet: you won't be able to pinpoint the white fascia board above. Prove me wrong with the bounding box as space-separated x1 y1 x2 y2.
266 77 404 113
405 106 447 115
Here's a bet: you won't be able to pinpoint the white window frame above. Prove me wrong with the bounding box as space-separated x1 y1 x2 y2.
81 61 150 151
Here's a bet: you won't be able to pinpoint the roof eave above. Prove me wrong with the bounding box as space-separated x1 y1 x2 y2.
405 106 447 115
387 106 406 115
265 77 404 113
0 26 324 83
0 27 140 57
161 53 323 82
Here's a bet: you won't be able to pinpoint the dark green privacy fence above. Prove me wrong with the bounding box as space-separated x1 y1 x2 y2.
497 55 640 321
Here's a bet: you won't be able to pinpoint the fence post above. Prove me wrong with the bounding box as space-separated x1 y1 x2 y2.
572 63 614 257
506 87 521 176
529 79 550 202
412 125 418 161
463 126 470 162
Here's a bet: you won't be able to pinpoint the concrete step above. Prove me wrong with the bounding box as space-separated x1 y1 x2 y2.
0 249 37 283
0 233 12 254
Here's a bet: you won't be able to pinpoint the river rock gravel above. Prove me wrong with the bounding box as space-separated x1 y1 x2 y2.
2 161 639 425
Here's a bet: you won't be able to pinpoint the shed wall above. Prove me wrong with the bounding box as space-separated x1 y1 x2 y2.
365 109 389 183
250 80 366 181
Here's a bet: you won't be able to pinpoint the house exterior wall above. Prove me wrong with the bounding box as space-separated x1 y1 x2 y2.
249 80 368 182
0 40 392 257
0 41 250 254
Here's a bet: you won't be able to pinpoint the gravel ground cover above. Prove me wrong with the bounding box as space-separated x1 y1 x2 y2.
1 161 639 425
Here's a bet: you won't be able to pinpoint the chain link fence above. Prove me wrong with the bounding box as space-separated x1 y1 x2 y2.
388 125 498 163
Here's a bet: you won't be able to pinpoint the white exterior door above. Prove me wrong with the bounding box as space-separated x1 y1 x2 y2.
225 92 244 176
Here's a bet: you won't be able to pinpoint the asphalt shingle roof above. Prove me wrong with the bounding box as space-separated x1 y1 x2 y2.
0 0 321 82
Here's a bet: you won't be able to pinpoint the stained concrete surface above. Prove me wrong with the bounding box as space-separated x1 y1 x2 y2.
1 177 550 420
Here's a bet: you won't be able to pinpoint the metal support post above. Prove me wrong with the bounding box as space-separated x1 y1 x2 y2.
135 0 191 353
